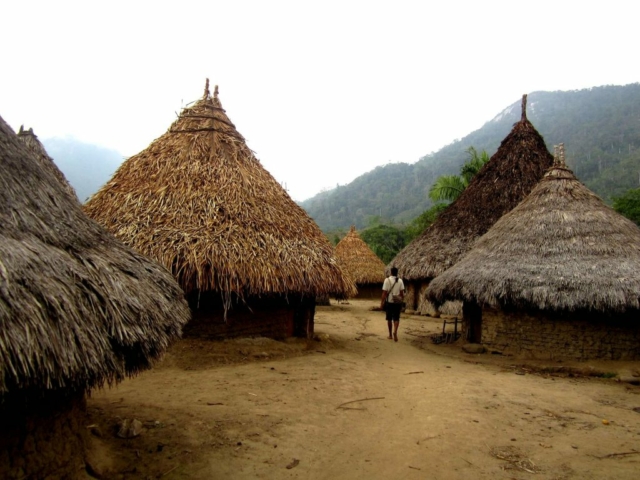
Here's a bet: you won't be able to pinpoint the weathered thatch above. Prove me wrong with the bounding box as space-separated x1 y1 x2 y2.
84 80 356 303
428 145 640 313
16 125 78 201
335 226 385 286
0 114 190 395
391 95 554 281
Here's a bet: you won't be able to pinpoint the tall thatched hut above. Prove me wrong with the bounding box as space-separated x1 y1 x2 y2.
334 226 385 299
84 80 355 340
0 115 190 479
428 145 640 360
390 95 554 316
16 125 78 201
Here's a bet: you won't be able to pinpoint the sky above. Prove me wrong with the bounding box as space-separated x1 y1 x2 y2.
1 1 638 201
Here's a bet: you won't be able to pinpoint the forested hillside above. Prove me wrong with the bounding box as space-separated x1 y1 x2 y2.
301 83 640 232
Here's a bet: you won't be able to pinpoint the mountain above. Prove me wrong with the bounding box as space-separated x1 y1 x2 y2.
301 83 640 232
42 137 123 202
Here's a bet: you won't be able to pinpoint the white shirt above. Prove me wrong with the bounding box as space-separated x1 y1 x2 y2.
383 276 405 302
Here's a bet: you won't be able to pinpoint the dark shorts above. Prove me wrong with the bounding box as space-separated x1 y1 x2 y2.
385 302 402 322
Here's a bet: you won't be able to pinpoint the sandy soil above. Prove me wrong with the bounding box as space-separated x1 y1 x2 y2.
86 299 640 479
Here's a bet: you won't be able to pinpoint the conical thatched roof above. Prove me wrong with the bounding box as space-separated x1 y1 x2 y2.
16 125 78 201
84 80 355 300
335 226 386 285
391 95 554 280
428 144 640 313
0 114 190 394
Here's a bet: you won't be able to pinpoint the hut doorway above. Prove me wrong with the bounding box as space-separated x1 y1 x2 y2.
463 301 482 343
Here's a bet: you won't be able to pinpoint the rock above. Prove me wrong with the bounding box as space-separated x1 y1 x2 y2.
87 424 103 438
462 344 486 354
286 458 300 469
116 419 144 439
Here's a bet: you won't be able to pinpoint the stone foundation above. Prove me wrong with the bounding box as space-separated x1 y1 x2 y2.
477 306 640 360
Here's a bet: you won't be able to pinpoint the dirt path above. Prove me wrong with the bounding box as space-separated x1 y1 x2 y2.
87 300 640 479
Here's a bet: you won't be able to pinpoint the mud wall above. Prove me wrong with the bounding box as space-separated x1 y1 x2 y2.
354 283 380 300
479 306 640 360
0 389 87 479
185 292 315 340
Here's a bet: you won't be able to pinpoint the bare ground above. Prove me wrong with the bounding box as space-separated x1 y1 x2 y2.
86 299 640 479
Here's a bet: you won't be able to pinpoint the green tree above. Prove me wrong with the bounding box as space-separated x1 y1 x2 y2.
360 224 406 264
612 187 640 225
429 147 490 202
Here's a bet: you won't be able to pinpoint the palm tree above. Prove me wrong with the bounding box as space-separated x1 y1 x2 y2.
429 147 490 203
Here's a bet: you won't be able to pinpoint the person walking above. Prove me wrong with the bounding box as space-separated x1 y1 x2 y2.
381 267 405 342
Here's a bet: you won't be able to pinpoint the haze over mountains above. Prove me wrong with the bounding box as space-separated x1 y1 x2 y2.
42 83 640 232
42 137 123 203
301 83 640 231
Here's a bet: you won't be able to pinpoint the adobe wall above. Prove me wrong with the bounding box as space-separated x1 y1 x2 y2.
0 389 87 479
479 306 640 360
185 292 315 340
355 283 381 300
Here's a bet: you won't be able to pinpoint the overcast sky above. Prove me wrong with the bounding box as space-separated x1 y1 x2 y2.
1 1 638 201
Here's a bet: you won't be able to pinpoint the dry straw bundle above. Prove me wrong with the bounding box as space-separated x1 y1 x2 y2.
16 125 78 202
0 114 190 394
391 95 554 280
428 144 640 312
335 226 386 285
84 80 355 302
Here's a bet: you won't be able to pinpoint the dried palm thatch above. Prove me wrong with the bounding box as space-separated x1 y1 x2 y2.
84 80 356 302
391 95 554 280
335 226 386 286
0 114 190 394
428 144 640 313
16 125 78 202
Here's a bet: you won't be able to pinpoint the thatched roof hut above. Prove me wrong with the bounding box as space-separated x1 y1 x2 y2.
392 95 554 280
0 114 190 478
84 80 355 338
427 145 640 360
334 226 386 298
389 95 554 316
16 125 78 201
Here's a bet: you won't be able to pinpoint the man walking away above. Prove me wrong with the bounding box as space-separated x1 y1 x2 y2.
381 267 405 342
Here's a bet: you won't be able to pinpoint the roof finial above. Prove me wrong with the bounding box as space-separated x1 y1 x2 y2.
521 94 527 121
204 78 210 98
214 85 219 98
553 143 566 167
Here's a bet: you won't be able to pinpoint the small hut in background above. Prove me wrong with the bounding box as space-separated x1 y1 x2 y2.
84 80 355 340
0 115 190 479
334 226 386 299
428 145 640 360
16 125 78 201
390 95 554 316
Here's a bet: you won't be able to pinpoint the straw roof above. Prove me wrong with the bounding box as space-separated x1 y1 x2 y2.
0 114 190 394
335 226 386 285
16 125 78 201
84 80 355 300
391 95 554 280
428 144 640 313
